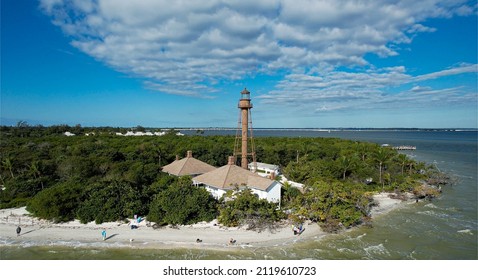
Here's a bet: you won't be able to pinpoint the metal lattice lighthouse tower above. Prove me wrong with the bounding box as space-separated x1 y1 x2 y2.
234 88 256 170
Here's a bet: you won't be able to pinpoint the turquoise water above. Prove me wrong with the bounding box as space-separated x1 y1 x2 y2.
1 130 476 259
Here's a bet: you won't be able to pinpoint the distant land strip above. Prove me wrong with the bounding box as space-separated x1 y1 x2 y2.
178 127 477 132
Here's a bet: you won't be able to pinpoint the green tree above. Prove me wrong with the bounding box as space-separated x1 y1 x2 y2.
76 180 143 224
218 188 284 229
397 154 408 175
2 157 15 179
407 158 415 175
336 155 356 180
280 182 302 208
29 160 44 190
26 181 83 222
356 143 369 162
373 148 393 187
289 181 372 232
148 177 217 225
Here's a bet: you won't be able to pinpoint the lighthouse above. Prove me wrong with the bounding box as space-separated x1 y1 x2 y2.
234 88 256 170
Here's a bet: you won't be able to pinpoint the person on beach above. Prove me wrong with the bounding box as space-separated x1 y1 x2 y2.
229 238 236 245
292 224 304 235
102 229 106 241
16 226 21 237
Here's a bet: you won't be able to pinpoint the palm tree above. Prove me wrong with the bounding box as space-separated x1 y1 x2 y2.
337 155 355 180
397 154 408 175
373 148 392 187
356 143 368 162
406 158 415 175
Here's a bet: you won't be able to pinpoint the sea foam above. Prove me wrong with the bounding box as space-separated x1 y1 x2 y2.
457 229 473 235
364 243 390 258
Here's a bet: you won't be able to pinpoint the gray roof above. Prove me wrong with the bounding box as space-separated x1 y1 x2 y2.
193 163 276 191
162 152 216 176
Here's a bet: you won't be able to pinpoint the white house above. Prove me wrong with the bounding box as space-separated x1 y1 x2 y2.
193 156 282 206
248 162 280 178
116 131 182 136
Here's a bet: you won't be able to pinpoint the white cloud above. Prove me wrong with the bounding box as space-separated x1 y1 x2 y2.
407 24 437 34
411 85 433 92
258 64 477 113
414 63 478 81
39 0 475 98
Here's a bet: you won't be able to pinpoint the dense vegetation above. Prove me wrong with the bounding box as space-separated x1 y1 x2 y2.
218 189 286 229
0 124 440 232
148 176 218 226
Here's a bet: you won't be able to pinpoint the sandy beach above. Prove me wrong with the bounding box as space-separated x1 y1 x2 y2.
0 192 412 251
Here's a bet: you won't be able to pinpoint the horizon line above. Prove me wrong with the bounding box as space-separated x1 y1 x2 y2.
1 124 477 131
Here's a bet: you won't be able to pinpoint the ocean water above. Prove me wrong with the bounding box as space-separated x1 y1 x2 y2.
1 130 476 259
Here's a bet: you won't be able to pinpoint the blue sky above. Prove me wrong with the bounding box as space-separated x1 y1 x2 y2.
1 0 477 128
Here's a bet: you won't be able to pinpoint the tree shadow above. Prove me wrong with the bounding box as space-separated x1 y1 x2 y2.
105 233 119 241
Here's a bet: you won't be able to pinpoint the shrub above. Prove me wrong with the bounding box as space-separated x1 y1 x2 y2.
26 181 83 222
218 188 284 229
76 180 143 224
148 177 218 225
288 180 371 230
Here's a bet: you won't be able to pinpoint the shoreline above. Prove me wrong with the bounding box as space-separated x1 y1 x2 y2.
0 192 413 252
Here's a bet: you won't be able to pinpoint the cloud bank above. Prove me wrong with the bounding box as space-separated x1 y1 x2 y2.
259 63 477 114
39 0 476 125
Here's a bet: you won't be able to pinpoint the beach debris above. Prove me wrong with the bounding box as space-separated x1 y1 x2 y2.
196 238 202 243
229 238 236 245
388 192 410 201
457 229 473 235
152 223 162 230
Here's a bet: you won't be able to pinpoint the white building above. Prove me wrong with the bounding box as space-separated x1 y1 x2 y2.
193 157 281 206
116 131 182 136
248 162 280 178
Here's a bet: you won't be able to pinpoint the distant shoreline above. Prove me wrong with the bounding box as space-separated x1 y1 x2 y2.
1 124 476 132
179 127 477 131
